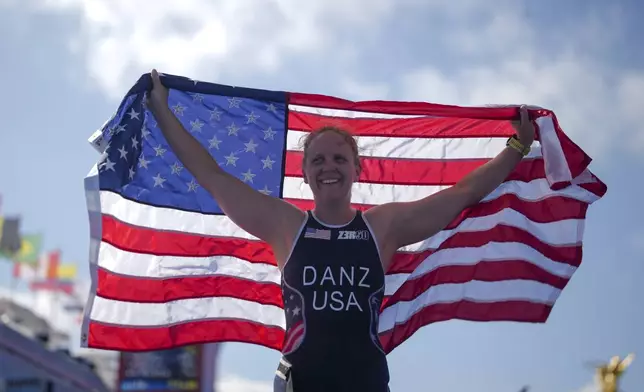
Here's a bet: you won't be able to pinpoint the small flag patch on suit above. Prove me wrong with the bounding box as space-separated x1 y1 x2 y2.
304 228 331 240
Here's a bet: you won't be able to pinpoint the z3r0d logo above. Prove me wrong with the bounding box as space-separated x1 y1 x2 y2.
338 230 370 240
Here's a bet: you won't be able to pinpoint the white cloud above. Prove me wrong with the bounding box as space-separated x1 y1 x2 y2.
215 374 272 392
31 0 403 98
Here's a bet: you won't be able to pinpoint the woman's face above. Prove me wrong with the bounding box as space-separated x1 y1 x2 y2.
302 131 360 204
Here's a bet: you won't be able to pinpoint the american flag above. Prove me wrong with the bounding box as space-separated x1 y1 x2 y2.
81 72 606 353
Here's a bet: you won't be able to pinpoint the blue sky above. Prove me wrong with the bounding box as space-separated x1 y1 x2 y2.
0 0 643 391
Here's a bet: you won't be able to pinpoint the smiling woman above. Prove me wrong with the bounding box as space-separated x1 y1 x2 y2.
143 67 542 392
299 125 363 225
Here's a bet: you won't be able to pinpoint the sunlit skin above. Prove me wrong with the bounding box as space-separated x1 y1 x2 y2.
302 130 361 226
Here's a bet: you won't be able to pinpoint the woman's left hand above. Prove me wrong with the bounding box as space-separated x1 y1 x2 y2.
511 105 536 146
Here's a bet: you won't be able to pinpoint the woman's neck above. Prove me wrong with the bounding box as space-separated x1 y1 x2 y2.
312 203 355 226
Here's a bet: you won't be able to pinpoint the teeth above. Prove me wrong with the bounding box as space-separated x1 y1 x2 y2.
321 179 339 184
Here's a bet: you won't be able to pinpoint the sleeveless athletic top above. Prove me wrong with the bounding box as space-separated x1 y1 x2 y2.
280 210 390 392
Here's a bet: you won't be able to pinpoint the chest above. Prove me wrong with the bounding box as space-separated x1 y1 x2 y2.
284 230 384 293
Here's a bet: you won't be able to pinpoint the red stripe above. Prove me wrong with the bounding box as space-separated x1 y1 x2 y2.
378 300 552 354
101 214 277 265
289 92 546 121
285 151 548 185
578 181 607 197
285 151 490 185
96 267 283 306
283 322 304 353
387 260 571 309
87 319 284 352
288 110 517 138
386 223 582 285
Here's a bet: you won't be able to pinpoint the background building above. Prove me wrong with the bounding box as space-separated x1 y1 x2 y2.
0 298 110 392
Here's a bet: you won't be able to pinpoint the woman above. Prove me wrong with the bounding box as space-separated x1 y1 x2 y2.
147 69 535 392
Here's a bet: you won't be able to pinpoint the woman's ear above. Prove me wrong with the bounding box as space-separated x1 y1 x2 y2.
302 170 309 184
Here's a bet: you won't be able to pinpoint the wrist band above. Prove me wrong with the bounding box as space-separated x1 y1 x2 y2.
506 135 530 156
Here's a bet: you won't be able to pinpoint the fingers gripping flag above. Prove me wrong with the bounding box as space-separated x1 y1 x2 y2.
82 73 606 352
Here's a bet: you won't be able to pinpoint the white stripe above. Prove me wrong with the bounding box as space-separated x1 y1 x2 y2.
97 189 587 253
377 279 560 334
537 115 572 185
283 177 600 205
383 241 577 296
98 241 281 284
89 295 286 329
289 104 424 119
286 130 543 160
89 278 558 331
100 239 575 298
288 103 539 120
289 103 549 120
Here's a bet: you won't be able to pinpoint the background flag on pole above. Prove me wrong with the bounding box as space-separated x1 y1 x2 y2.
0 216 22 257
5 233 43 265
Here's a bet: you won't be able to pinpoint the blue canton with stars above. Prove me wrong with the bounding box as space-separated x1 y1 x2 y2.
96 73 288 215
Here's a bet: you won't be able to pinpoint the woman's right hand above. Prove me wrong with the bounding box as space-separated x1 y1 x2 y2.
147 69 169 115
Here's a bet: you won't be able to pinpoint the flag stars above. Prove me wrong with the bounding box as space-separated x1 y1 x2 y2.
115 124 127 134
224 152 239 166
261 155 275 169
228 97 242 108
187 179 199 192
154 145 167 157
172 102 187 116
259 185 272 195
131 136 139 150
190 119 205 132
241 169 256 183
227 123 240 136
138 155 150 169
141 128 151 139
266 103 278 114
152 173 167 187
101 158 116 172
170 161 183 175
209 107 222 121
244 139 259 153
263 127 276 140
128 167 135 180
208 135 222 150
127 108 140 120
118 146 128 160
190 93 204 102
245 111 259 124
